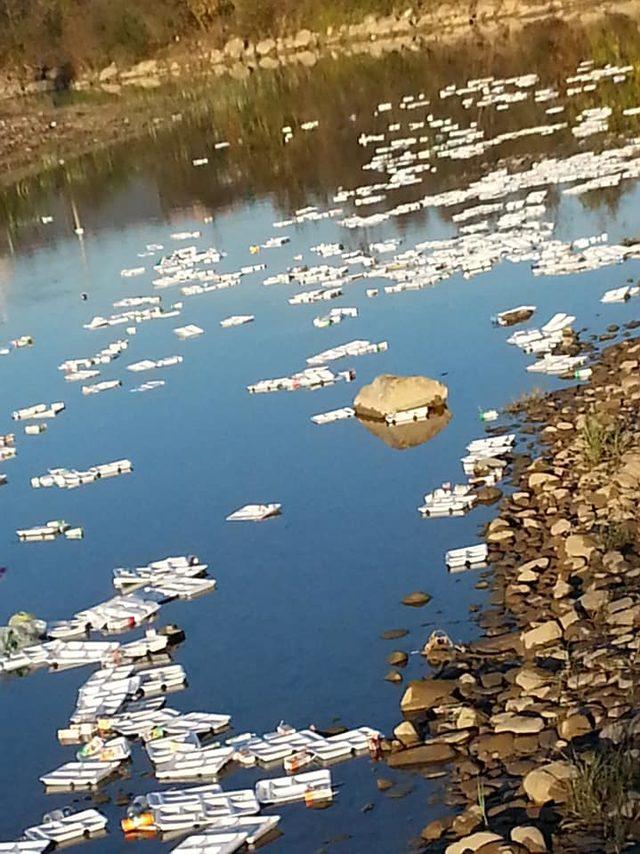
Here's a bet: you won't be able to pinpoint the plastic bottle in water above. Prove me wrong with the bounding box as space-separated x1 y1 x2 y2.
479 409 499 422
574 368 592 380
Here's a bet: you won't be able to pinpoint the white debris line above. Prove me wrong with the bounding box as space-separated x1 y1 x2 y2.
170 829 248 852
131 380 166 393
461 434 515 477
229 723 380 770
70 663 187 724
0 554 214 679
113 555 208 593
226 504 281 522
23 809 107 844
248 366 355 394
181 275 241 296
12 402 64 421
306 340 388 366
60 338 129 379
0 840 51 852
39 761 120 791
82 379 122 396
501 311 589 376
24 424 47 435
150 739 235 783
419 434 515 518
85 305 180 330
17 520 83 542
289 287 342 305
171 231 201 240
527 354 587 376
175 325 204 340
256 769 333 805
601 285 639 303
220 315 254 328
446 544 489 572
419 484 477 518
385 405 430 425
311 406 355 425
313 307 358 328
154 246 227 292
311 242 344 258
273 206 342 228
124 788 261 833
127 356 183 372
114 296 160 308
0 446 17 462
31 459 132 489
110 708 230 740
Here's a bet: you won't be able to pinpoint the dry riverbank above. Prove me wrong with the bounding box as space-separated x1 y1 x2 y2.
383 330 640 852
2 0 637 98
1 0 640 189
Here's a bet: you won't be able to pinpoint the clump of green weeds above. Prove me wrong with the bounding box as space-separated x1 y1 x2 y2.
581 409 628 467
568 746 638 852
596 520 635 552
504 387 545 415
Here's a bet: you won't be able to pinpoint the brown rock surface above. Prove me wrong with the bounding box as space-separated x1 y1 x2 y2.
353 374 448 419
400 679 457 713
523 761 573 805
387 741 456 766
521 621 562 650
510 826 547 852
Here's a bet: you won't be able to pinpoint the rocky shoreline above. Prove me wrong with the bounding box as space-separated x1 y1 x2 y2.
382 332 640 852
0 0 622 100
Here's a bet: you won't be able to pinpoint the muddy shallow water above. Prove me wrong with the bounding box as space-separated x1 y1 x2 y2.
2 17 640 853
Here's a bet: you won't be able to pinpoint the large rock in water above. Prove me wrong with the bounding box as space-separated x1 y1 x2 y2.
353 374 448 420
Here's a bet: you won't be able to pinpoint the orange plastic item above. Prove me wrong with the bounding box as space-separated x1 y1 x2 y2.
121 813 154 834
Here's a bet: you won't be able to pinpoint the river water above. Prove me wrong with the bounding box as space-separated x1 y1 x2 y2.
2 16 640 854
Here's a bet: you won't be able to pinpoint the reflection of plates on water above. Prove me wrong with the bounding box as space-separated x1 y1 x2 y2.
356 408 452 450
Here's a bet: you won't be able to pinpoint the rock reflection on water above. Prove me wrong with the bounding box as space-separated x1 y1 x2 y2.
357 408 452 450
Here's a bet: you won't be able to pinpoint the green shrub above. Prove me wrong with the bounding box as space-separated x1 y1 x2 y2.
596 520 635 551
581 409 627 467
569 746 637 851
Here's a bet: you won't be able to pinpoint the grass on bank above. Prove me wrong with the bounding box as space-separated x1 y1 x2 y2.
504 387 546 415
596 519 635 552
568 746 638 852
0 0 399 70
580 408 628 467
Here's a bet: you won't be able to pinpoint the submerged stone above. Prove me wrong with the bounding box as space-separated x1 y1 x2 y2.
380 628 409 640
402 591 432 607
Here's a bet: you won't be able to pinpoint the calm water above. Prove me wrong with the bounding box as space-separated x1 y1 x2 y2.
2 20 640 853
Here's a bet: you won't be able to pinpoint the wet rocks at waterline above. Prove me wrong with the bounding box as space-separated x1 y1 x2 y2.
381 338 640 852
